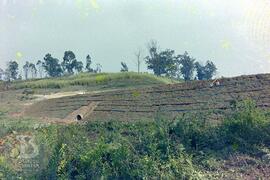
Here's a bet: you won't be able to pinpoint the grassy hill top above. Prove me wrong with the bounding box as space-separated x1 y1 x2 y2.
10 72 179 91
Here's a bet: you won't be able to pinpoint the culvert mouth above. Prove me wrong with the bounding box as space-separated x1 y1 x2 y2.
76 115 82 121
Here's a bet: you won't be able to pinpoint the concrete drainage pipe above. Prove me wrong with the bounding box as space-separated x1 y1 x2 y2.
76 114 83 121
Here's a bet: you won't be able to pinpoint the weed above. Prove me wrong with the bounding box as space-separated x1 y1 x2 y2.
95 74 110 84
132 91 141 98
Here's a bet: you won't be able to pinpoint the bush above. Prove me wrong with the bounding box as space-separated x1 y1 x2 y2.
95 74 110 84
170 113 210 150
170 100 270 152
221 100 270 149
40 120 201 179
22 88 34 95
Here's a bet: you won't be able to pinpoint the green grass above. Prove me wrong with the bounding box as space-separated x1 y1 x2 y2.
0 107 45 138
35 120 202 179
0 81 6 91
42 100 270 179
11 72 179 91
1 100 269 179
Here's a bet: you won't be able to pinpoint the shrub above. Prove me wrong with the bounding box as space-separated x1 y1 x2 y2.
40 120 201 179
22 88 34 95
221 100 270 149
95 74 110 84
170 100 270 152
169 113 213 151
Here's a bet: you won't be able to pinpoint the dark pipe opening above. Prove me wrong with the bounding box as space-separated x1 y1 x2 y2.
76 115 82 121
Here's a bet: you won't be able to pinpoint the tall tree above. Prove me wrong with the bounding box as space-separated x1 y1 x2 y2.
18 73 22 80
62 51 77 74
195 61 217 80
3 70 11 82
120 62 129 72
178 52 195 81
194 62 205 80
43 54 63 77
85 54 94 72
204 61 217 80
29 63 37 79
6 61 19 80
159 49 177 78
145 40 163 76
145 44 177 77
134 49 142 73
75 61 84 73
94 63 102 73
36 60 44 78
23 61 30 80
0 68 4 80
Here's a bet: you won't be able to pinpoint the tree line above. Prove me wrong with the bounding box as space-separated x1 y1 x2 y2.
122 41 217 81
0 41 217 82
0 51 102 81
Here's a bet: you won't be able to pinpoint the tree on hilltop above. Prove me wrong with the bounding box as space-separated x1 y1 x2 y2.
86 54 94 73
195 61 217 80
43 54 63 77
6 61 19 81
23 61 30 80
178 52 195 81
0 68 4 80
75 61 84 73
134 49 142 73
62 51 83 74
94 63 102 73
29 63 37 79
36 60 44 78
204 61 217 80
145 41 177 77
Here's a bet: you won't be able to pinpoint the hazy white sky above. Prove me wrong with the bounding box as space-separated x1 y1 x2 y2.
0 0 270 77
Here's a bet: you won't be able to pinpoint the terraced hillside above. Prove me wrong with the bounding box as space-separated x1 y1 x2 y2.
25 73 270 121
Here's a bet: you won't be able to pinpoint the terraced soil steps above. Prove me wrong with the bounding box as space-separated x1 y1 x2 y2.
25 73 270 121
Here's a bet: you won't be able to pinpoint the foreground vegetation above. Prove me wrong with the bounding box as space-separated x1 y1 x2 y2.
1 100 270 179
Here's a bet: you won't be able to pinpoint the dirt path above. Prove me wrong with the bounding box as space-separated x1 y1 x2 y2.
32 89 125 103
34 91 86 101
7 91 86 120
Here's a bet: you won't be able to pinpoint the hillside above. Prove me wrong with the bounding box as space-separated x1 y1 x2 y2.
8 72 178 92
26 73 270 121
1 73 270 179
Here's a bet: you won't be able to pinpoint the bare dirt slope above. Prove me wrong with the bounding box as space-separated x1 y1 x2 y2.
25 73 270 121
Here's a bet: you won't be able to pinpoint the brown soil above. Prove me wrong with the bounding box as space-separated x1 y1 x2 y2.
220 154 270 179
25 73 270 122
